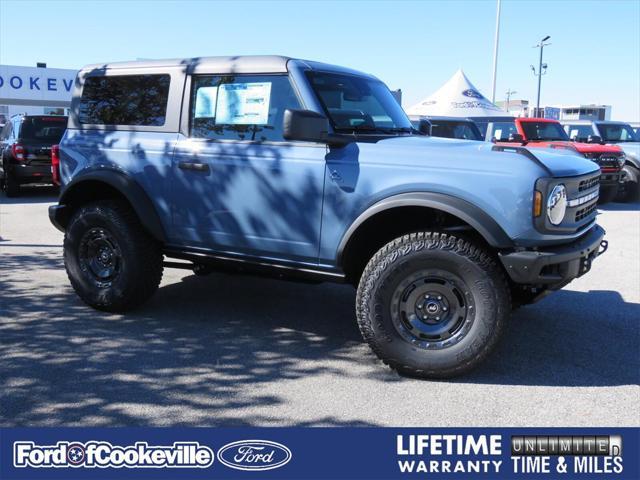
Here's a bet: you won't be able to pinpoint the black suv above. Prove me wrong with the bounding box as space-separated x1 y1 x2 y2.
0 114 68 197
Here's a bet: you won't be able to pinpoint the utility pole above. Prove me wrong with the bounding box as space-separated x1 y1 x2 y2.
505 89 517 112
490 0 501 103
531 35 551 116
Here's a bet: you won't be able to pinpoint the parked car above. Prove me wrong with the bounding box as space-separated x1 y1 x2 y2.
49 56 607 378
0 114 68 197
487 117 625 203
562 120 640 202
410 116 483 141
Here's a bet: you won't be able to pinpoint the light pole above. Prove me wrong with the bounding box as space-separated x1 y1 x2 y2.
532 35 551 116
505 89 517 112
490 0 502 103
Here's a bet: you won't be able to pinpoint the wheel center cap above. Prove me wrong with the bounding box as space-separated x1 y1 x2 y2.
425 302 440 314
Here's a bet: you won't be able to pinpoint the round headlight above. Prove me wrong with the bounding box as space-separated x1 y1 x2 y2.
547 184 567 225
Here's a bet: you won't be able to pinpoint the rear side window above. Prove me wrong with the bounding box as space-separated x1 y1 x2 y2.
19 116 68 142
78 74 170 126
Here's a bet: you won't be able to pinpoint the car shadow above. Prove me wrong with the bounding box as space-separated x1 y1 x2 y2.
0 186 59 205
1 252 638 426
465 289 640 386
598 200 640 212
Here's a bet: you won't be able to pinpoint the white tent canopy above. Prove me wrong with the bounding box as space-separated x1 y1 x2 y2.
406 69 507 118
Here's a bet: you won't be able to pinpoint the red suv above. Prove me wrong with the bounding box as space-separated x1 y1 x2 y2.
488 118 624 202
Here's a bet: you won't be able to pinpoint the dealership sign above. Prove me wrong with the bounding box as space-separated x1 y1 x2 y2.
0 65 77 102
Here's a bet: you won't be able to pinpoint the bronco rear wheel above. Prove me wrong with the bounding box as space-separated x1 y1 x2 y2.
356 232 510 379
64 200 163 312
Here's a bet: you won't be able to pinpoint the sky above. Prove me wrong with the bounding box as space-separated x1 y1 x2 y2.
1 0 639 120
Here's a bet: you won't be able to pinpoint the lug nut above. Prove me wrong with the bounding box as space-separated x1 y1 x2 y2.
437 296 442 300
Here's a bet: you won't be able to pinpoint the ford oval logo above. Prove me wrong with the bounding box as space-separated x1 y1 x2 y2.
462 88 483 99
217 440 292 471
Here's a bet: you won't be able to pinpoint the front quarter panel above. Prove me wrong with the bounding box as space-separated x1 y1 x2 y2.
318 137 551 264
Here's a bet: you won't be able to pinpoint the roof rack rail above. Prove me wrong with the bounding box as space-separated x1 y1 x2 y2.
491 145 552 175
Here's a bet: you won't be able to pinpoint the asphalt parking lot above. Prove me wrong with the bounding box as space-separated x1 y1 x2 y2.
1 187 639 427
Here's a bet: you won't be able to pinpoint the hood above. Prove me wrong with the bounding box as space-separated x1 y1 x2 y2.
364 135 599 178
556 141 623 154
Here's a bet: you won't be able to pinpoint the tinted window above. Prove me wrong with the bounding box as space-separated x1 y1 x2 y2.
79 75 170 126
307 71 412 133
430 121 482 140
520 121 569 141
19 116 68 142
190 75 301 142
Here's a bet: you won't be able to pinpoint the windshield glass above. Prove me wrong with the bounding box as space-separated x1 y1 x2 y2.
489 121 518 141
306 71 413 133
564 124 593 141
19 116 67 142
521 121 569 141
596 123 637 142
430 120 482 140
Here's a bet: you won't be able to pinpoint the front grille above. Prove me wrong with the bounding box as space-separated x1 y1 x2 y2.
575 202 597 222
596 153 623 170
578 176 600 192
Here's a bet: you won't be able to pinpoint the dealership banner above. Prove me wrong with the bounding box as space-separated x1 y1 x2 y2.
1 428 638 479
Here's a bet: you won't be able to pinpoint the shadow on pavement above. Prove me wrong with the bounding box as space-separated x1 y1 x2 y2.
1 251 638 426
0 186 59 205
598 201 640 212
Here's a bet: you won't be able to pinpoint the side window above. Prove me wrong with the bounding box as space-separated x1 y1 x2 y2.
190 75 301 142
78 74 171 126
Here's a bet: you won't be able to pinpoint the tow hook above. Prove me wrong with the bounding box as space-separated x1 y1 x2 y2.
598 240 609 255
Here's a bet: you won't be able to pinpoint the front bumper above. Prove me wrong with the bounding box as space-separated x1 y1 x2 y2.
499 225 607 288
600 170 622 187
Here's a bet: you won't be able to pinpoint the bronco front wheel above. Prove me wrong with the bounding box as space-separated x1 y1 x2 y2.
356 232 510 379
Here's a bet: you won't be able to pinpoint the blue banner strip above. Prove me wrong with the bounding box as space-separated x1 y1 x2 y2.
1 427 638 480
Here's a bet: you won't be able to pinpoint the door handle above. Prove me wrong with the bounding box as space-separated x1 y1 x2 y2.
178 161 210 173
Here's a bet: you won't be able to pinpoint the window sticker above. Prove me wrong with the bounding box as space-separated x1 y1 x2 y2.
194 86 219 118
216 82 272 125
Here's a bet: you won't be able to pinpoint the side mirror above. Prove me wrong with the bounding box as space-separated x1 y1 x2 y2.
508 133 524 143
587 135 602 144
283 109 350 147
418 119 432 136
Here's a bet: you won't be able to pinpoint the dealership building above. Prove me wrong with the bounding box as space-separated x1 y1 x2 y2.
0 64 77 125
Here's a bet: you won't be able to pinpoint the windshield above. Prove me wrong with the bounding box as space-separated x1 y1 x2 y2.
489 121 518 141
306 71 413 134
564 124 593 141
521 121 569 141
595 123 638 142
429 120 482 141
19 116 67 142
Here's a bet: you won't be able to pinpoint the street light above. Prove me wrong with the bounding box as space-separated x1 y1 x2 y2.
532 35 551 116
505 89 517 112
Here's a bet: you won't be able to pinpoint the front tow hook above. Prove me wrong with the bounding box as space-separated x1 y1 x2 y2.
598 240 609 255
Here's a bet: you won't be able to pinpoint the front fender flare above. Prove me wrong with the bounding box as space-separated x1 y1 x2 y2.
336 192 514 264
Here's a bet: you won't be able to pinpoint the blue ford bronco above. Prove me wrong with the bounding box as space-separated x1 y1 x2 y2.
49 56 608 378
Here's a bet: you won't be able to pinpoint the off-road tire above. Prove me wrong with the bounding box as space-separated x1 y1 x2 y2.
616 164 640 203
64 200 163 312
2 171 19 197
356 232 510 379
